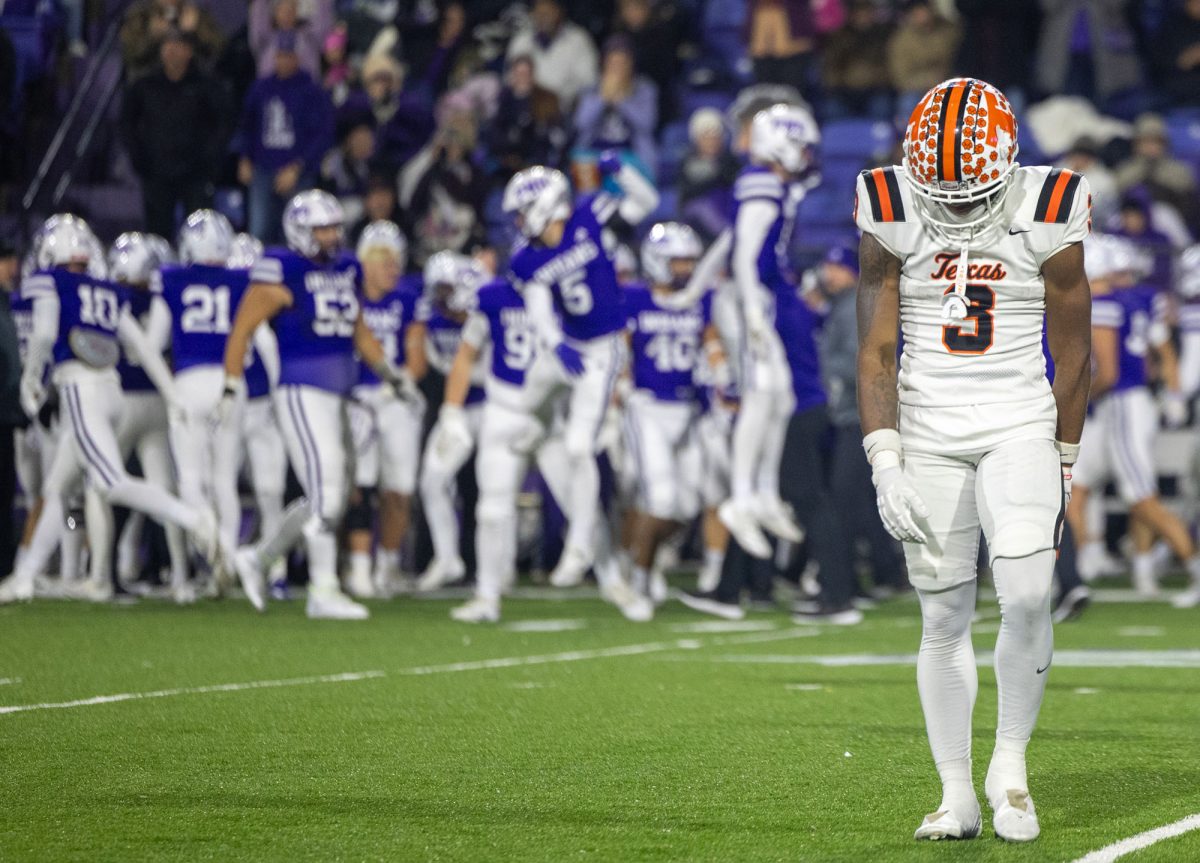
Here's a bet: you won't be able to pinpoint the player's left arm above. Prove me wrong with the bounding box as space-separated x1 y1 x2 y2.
593 157 660 228
1042 242 1092 449
442 339 481 408
117 308 176 402
405 321 428 382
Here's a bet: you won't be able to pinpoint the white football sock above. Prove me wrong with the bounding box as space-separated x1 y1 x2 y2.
916 580 979 811
60 510 85 584
303 519 339 594
565 452 600 552
1133 552 1156 590
349 551 371 586
475 513 514 602
421 465 460 565
374 548 401 580
254 499 310 571
730 390 772 504
85 487 113 584
990 549 1055 787
753 395 794 504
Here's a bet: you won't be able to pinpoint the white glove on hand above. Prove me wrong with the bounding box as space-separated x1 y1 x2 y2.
1161 392 1188 429
19 373 45 421
384 365 425 408
164 385 188 426
744 309 771 356
433 404 473 463
212 376 245 428
1061 462 1073 507
872 465 930 544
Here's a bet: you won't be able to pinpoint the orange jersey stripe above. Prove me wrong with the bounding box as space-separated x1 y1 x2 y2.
871 168 894 222
1043 169 1074 223
940 83 968 183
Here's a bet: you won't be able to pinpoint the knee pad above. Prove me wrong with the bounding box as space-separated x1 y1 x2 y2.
565 430 595 462
343 488 377 532
989 521 1054 562
477 494 516 525
641 480 678 522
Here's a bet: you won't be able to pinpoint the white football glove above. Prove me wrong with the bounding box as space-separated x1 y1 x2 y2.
872 465 930 544
1161 391 1188 429
163 385 188 427
382 364 425 409
1061 462 1073 507
212 376 246 428
19 372 45 421
432 404 473 465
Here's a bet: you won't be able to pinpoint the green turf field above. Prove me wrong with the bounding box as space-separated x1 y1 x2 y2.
2 589 1199 862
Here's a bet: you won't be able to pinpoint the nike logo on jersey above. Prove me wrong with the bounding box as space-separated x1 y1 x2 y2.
1008 227 1031 235
1036 661 1051 674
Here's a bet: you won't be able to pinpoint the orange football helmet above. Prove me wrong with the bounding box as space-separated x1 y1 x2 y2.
902 78 1019 239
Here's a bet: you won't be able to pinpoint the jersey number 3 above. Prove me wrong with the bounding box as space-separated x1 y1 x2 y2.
942 284 995 355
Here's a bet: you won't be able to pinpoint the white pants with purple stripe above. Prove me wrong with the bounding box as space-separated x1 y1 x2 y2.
622 392 702 521
1073 387 1158 504
274 384 351 526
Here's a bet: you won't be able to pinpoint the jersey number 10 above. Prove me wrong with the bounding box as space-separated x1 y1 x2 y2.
941 284 995 355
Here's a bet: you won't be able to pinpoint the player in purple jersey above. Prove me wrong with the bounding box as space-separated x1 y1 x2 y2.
416 251 491 592
718 103 819 559
0 216 223 604
221 190 417 620
344 221 427 598
1069 235 1200 603
502 154 659 587
620 223 725 605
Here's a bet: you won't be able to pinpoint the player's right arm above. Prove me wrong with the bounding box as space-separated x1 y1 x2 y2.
1042 242 1092 451
731 200 775 342
404 321 428 382
856 231 928 543
432 315 485 459
222 283 291 381
20 276 59 417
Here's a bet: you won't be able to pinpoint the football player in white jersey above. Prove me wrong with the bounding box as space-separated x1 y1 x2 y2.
0 215 224 603
855 79 1092 842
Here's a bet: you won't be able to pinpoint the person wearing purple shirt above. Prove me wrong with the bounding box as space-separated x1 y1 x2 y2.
236 32 334 244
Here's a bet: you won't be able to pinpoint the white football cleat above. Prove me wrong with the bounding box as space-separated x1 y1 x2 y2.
345 566 376 600
989 790 1040 842
549 545 593 588
913 805 982 841
1172 583 1200 608
75 578 114 604
648 570 669 605
169 580 198 605
306 589 370 620
188 507 222 570
0 574 34 604
601 578 654 622
1132 566 1160 599
232 548 267 612
755 497 805 544
450 596 500 623
415 556 466 592
718 500 772 559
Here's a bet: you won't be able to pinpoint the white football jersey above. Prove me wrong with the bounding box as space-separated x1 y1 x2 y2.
855 164 1091 455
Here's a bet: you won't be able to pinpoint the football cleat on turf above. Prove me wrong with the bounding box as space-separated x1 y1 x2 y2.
718 500 772 559
549 544 593 588
232 548 267 612
450 596 501 623
1051 585 1091 623
754 497 805 544
678 589 745 621
188 507 223 572
306 588 370 620
792 602 864 626
601 578 654 622
649 570 669 605
415 556 466 592
696 564 721 594
1132 566 1160 599
913 806 982 841
1172 583 1200 608
170 580 198 606
988 789 1040 842
0 574 34 604
345 565 376 600
74 577 114 604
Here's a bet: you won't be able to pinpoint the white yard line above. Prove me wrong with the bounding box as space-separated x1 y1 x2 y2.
681 649 1200 669
0 629 815 717
1071 813 1200 863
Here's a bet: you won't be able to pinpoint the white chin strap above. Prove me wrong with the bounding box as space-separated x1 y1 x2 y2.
942 240 971 322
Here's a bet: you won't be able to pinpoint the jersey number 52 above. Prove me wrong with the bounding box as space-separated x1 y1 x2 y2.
941 284 995 355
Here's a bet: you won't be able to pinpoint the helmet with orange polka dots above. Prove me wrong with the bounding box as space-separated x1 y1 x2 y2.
902 78 1019 237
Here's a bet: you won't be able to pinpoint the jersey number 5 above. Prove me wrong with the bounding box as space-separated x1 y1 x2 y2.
941 284 995 355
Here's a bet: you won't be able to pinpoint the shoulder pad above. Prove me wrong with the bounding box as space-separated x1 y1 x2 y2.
1030 167 1085 225
734 169 784 203
857 167 908 223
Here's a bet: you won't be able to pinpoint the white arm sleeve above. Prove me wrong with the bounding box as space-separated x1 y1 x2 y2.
118 309 175 397
658 230 731 311
732 200 777 327
461 312 490 350
26 294 60 381
144 296 173 351
613 164 660 227
1180 330 1200 398
252 323 280 388
524 280 565 349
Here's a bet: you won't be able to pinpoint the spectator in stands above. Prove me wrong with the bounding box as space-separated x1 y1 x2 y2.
679 108 738 240
360 52 435 173
1157 0 1200 108
0 236 20 576
887 0 960 123
1034 0 1145 118
1115 113 1199 233
747 0 818 95
1057 136 1120 229
572 35 658 177
955 0 1039 112
120 0 224 80
398 106 488 264
249 0 334 81
485 54 566 182
322 23 353 105
348 172 400 245
321 113 376 227
368 0 472 104
611 0 689 126
506 0 599 110
121 28 231 237
236 32 334 243
821 0 893 121
1114 189 1176 293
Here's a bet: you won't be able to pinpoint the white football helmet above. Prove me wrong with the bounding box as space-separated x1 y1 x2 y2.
283 189 345 258
1179 244 1200 300
178 209 234 265
108 232 164 286
36 213 99 272
356 220 408 268
423 251 486 314
640 222 703 287
749 103 820 175
502 166 571 239
228 233 264 270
